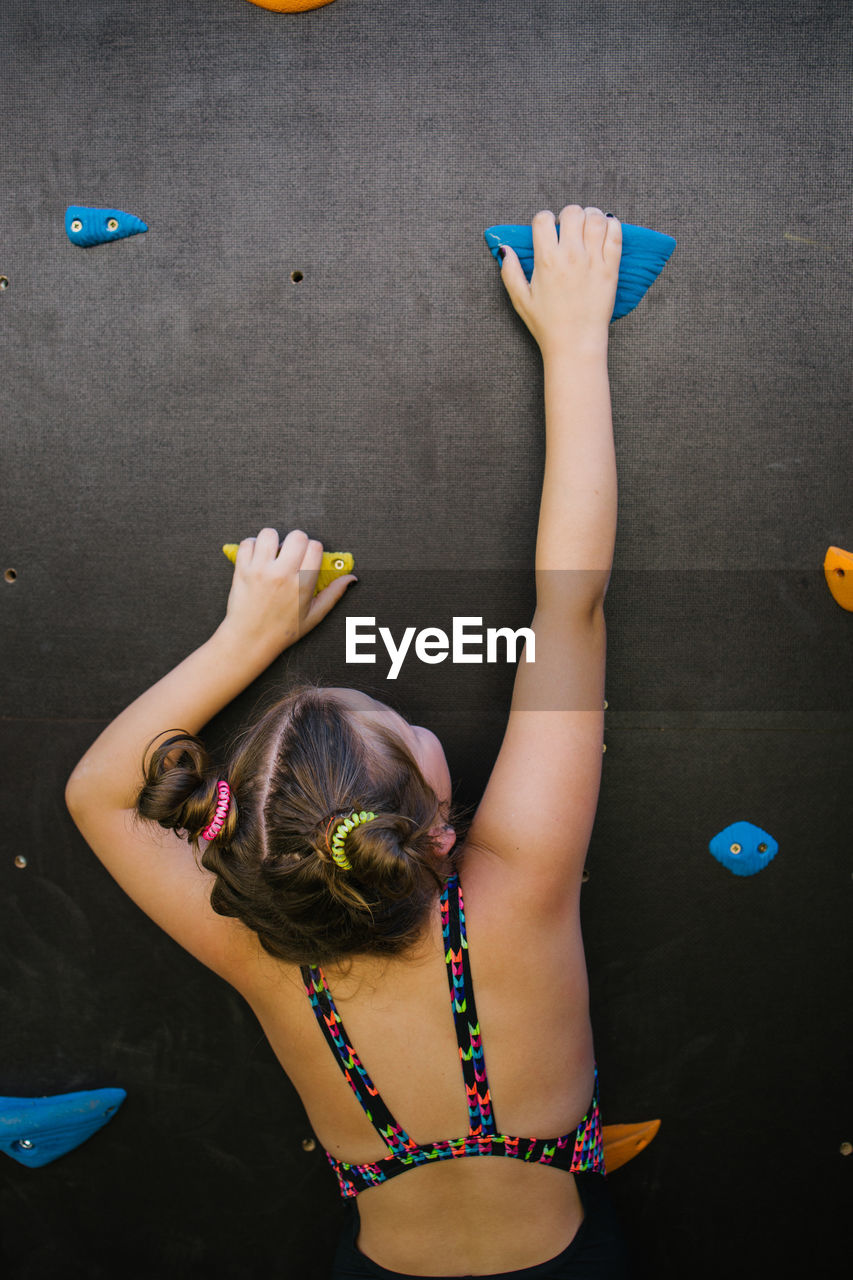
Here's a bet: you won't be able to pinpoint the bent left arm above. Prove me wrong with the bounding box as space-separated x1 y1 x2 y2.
63 622 283 985
65 621 277 809
64 529 356 984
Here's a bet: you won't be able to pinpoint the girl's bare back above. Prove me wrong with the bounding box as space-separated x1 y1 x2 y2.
238 842 596 1275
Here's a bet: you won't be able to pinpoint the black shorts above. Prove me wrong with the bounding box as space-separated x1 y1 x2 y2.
329 1173 633 1279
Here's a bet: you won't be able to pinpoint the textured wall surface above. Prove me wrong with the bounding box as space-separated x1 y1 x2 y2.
2 1 851 1276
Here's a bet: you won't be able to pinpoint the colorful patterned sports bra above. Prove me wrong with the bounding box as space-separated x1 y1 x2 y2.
300 872 605 1199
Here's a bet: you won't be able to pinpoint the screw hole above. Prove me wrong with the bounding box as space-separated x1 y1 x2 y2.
5 568 17 583
290 270 304 283
0 276 8 290
835 568 845 578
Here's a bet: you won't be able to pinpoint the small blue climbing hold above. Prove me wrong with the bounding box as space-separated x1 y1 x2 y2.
484 219 676 321
709 821 779 877
0 1088 127 1167
65 205 148 247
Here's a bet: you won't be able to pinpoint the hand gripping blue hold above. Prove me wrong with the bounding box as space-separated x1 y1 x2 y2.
65 205 148 247
484 219 676 321
708 821 779 878
0 1088 127 1167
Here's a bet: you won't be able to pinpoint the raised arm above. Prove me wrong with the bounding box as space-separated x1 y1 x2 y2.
464 207 621 911
63 531 357 985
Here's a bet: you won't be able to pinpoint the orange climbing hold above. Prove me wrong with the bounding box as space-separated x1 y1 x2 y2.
244 0 336 11
824 546 853 612
602 1119 661 1173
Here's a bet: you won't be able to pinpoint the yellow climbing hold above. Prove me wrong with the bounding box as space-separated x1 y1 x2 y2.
824 545 853 612
222 544 353 596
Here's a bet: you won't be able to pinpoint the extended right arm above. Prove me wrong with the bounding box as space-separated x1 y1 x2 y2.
464 207 621 909
536 344 616 611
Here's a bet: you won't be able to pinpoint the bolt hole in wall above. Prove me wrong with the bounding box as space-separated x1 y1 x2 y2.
0 276 9 290
5 569 17 583
290 269 304 283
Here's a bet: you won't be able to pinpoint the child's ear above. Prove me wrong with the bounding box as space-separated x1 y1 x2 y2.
435 825 456 857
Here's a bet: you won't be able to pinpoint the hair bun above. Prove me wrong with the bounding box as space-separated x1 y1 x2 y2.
202 781 233 842
137 731 224 844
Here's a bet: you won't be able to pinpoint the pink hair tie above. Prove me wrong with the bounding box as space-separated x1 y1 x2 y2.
202 780 232 842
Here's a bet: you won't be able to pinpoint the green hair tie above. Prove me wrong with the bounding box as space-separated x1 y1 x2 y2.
328 810 376 871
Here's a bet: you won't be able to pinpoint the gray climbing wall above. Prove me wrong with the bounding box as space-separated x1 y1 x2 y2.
2 0 851 1275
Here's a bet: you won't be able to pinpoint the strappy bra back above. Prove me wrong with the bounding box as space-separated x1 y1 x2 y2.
300 872 605 1198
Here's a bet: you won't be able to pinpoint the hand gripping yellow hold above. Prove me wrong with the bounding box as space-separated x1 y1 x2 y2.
824 546 853 612
222 545 354 596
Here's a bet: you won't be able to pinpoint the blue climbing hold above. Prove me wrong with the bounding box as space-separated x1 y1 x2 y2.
65 205 148 247
0 1088 127 1167
484 218 676 320
709 821 779 877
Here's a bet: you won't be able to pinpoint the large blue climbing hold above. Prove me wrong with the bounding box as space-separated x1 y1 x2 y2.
709 821 779 877
484 218 676 320
65 205 148 247
0 1088 127 1167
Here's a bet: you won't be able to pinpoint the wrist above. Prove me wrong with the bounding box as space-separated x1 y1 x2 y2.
539 334 609 368
211 617 285 677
